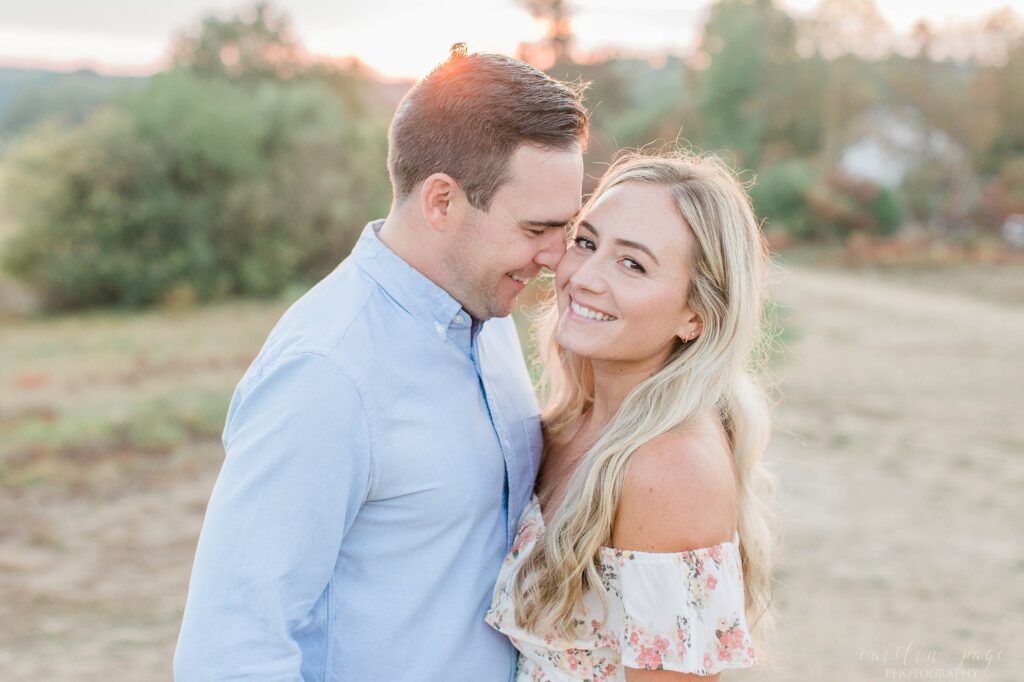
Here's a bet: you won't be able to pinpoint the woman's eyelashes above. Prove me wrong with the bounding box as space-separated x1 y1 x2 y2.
572 235 596 251
622 257 646 274
572 235 648 275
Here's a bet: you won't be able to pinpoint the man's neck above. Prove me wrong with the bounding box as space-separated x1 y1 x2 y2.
377 211 447 289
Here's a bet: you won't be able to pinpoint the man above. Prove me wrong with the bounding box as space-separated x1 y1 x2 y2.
174 47 588 681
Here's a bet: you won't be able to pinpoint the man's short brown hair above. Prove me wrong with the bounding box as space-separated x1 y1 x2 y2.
387 48 589 211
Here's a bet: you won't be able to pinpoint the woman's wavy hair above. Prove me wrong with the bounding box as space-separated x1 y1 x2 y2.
510 150 779 649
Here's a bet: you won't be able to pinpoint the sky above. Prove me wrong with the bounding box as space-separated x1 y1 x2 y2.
0 0 1021 79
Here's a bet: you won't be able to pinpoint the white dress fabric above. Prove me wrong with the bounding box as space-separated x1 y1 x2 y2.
486 496 756 680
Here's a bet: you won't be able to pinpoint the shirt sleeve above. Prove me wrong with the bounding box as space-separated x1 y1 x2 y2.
606 541 756 676
174 351 373 681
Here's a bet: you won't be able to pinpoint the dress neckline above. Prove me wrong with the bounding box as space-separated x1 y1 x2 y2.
526 494 741 556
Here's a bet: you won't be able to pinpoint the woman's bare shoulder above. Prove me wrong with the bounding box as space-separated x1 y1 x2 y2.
610 415 738 553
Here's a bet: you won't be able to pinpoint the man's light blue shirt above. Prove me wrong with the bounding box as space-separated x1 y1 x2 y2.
175 221 542 681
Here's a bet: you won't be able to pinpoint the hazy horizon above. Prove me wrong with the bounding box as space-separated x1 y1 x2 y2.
1 0 1022 79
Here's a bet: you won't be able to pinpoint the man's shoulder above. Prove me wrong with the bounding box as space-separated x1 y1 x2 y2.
252 259 382 376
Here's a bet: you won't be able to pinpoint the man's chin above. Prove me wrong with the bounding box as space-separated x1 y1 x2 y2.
483 299 516 320
468 287 519 320
482 309 513 321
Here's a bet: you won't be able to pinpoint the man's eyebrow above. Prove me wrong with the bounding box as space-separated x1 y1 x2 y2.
523 209 581 229
523 220 571 228
578 219 660 266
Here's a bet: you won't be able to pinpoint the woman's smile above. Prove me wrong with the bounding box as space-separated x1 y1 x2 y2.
567 295 618 322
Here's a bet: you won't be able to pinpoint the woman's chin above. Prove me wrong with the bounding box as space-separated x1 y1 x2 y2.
555 328 602 359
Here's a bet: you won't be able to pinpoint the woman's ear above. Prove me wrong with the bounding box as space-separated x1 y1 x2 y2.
419 173 466 232
677 308 703 343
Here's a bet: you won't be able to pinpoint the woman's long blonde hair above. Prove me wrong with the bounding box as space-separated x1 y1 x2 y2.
511 151 778 645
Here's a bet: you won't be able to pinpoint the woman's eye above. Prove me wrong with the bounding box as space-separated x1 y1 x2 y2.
573 236 596 251
622 258 646 274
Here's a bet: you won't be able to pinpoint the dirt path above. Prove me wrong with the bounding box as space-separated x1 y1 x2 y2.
746 266 1023 682
0 445 220 680
1 265 1021 680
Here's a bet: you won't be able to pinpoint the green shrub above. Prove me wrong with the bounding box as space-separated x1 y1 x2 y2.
750 158 819 239
804 174 902 241
866 184 902 236
1 70 389 310
974 156 1024 231
902 162 953 225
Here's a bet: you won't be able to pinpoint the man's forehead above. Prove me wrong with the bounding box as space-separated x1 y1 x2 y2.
504 194 581 227
507 143 583 173
499 146 583 216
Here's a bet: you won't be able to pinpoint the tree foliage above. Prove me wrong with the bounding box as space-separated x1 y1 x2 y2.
690 0 802 168
517 0 574 67
2 7 389 310
170 2 306 83
5 1 1024 311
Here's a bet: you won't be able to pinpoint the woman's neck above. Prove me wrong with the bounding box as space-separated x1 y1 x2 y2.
587 352 670 432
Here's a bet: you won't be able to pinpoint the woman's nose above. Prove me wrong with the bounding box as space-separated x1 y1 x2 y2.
568 253 607 294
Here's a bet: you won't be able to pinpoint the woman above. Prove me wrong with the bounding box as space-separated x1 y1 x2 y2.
486 152 777 681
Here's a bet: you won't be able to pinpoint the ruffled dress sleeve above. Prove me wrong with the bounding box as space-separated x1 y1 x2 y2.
598 533 756 676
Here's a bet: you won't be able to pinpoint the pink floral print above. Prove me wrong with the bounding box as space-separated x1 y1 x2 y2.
485 496 757 680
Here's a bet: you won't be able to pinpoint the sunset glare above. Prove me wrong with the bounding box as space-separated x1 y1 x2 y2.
0 0 1022 78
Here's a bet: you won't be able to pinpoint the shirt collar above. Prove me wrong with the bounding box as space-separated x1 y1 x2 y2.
352 220 481 347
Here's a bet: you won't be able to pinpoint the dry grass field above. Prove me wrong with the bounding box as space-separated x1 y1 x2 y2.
745 261 1024 682
1 259 1021 681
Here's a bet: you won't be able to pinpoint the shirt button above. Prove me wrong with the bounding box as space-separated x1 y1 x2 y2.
454 314 464 324
435 323 445 334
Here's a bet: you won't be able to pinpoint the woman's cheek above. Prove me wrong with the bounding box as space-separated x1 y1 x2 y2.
554 250 580 287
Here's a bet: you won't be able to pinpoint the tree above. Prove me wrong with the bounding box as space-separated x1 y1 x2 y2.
800 0 892 60
517 0 575 68
987 38 1024 164
690 0 803 167
2 70 389 310
1 3 397 310
169 2 373 116
170 2 306 82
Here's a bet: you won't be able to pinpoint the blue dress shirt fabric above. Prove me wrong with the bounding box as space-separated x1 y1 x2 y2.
174 220 542 681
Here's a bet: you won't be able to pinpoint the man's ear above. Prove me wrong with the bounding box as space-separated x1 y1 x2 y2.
419 173 466 232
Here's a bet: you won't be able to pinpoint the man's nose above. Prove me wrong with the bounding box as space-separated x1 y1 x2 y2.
533 229 568 272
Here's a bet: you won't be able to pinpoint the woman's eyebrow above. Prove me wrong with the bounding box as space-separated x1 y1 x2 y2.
578 219 659 266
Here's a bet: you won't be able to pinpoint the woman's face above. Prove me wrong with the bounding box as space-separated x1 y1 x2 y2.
554 181 702 367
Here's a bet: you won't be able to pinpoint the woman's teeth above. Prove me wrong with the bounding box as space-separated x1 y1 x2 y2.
509 274 528 284
571 300 616 321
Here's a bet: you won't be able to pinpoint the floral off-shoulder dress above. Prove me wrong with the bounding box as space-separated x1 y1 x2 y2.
485 496 756 680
